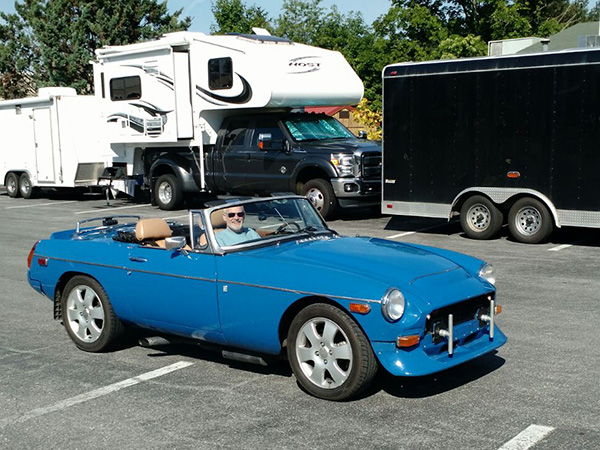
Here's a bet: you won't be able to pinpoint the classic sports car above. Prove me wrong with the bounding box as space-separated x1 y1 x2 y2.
27 195 506 400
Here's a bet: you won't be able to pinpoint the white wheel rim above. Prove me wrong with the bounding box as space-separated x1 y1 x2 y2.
295 317 353 389
20 177 31 195
514 207 542 236
306 188 324 211
7 177 17 195
158 181 173 205
65 285 105 343
466 204 491 231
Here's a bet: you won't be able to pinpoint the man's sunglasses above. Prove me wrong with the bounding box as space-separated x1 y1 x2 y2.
227 212 245 218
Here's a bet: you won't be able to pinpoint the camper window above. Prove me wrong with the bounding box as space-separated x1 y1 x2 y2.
208 58 233 90
110 76 142 101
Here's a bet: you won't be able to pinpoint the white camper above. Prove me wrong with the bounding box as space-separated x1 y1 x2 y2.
1 87 113 198
92 31 365 191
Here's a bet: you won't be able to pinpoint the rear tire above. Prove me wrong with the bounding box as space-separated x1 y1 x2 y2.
460 195 504 240
154 174 183 210
508 197 553 244
19 173 36 199
301 178 337 220
6 172 20 198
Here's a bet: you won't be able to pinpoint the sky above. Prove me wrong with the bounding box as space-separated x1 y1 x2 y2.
0 0 393 33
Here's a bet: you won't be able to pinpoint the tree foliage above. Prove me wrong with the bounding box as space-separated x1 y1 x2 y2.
0 0 190 99
210 0 271 34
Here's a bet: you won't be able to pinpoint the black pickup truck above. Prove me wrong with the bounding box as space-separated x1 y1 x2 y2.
144 112 382 219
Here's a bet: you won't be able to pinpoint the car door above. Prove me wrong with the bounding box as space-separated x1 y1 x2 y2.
124 244 222 341
213 118 251 192
244 117 293 192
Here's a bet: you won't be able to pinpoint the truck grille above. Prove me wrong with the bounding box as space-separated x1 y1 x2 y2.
425 293 493 333
361 152 381 180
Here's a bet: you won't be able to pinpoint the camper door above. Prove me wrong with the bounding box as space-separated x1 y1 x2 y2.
101 48 193 144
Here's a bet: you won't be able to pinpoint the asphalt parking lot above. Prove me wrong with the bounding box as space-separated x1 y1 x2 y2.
1 189 599 450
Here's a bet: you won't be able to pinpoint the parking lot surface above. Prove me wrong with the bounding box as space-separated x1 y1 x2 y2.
1 190 599 449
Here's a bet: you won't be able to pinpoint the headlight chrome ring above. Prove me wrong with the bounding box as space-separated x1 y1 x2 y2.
478 263 496 285
381 288 405 322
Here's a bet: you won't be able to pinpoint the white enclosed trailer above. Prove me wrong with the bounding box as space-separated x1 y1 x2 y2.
1 87 113 198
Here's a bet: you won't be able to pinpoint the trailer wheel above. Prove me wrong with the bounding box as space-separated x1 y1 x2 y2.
19 173 36 199
460 195 504 240
508 198 553 244
301 178 337 220
154 174 183 210
6 173 20 198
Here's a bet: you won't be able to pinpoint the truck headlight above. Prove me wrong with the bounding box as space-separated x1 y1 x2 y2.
478 263 496 285
381 288 405 322
331 153 354 176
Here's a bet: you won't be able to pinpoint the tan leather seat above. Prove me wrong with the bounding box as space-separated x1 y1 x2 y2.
135 218 172 248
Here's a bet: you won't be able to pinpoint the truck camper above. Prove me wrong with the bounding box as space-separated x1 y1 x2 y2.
93 31 381 217
0 88 112 199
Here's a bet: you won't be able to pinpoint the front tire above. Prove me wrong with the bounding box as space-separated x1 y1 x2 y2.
61 276 124 352
508 197 553 244
6 172 20 198
460 195 504 240
287 303 377 401
154 174 183 210
19 173 36 199
301 178 337 220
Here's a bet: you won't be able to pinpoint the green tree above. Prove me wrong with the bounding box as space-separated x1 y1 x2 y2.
0 0 190 99
210 0 271 35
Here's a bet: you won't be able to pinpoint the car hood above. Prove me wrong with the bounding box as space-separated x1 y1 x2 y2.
299 138 381 154
232 236 488 309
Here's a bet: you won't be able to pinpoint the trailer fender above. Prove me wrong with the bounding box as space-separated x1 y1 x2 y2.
451 188 561 228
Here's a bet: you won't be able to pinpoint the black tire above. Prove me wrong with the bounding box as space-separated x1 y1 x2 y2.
61 276 124 352
287 303 378 401
19 173 36 199
6 172 20 198
508 197 553 244
460 195 504 240
154 174 183 210
301 178 337 220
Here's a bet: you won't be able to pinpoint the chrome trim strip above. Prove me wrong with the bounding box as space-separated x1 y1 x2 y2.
40 256 382 304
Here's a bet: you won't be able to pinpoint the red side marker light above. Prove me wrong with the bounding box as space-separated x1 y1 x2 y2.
386 204 393 209
507 171 520 179
27 240 40 269
349 303 371 314
37 258 48 267
390 71 397 76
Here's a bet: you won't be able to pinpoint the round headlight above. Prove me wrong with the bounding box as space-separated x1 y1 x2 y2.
478 263 496 285
381 288 405 322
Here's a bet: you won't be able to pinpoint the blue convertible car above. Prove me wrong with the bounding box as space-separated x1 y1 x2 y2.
27 195 506 400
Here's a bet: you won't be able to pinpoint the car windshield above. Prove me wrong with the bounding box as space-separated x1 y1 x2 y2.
283 115 354 142
207 197 332 249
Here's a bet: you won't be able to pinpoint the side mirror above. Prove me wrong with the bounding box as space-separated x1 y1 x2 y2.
258 133 272 151
165 236 187 251
358 130 368 139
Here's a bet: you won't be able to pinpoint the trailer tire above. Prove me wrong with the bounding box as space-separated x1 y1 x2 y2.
19 173 36 199
154 174 183 210
460 195 504 240
508 197 553 244
6 173 20 198
301 178 337 220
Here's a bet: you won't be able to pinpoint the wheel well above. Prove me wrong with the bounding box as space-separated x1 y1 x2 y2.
152 164 177 179
294 167 330 193
53 272 99 320
4 171 24 185
277 296 370 349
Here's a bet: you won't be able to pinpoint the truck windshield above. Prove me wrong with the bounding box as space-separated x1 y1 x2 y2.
283 116 354 142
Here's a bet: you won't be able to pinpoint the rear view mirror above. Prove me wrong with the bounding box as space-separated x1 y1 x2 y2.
358 130 367 139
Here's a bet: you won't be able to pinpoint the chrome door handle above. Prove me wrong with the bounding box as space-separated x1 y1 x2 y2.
129 256 147 262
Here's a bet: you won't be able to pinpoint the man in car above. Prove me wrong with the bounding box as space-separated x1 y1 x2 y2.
216 205 261 246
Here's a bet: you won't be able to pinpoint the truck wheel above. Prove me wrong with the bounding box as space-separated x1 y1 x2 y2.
154 174 183 210
6 173 20 198
19 173 36 199
460 195 504 240
301 179 337 220
508 198 553 244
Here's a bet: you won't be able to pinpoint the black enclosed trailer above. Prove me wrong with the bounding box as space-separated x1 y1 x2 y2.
382 48 600 243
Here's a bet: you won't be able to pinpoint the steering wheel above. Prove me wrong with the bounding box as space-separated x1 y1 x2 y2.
276 221 301 234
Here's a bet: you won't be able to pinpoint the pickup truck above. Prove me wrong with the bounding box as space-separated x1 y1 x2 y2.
144 112 382 219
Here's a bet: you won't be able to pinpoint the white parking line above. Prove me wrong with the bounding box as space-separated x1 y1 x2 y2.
548 244 572 252
388 231 416 239
0 361 194 429
75 204 149 214
387 222 448 239
498 425 555 450
5 201 77 210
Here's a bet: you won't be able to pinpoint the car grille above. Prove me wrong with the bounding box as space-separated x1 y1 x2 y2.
361 152 381 180
425 293 494 334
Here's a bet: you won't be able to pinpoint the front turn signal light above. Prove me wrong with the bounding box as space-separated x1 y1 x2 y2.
349 303 371 315
397 335 420 348
495 305 503 315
